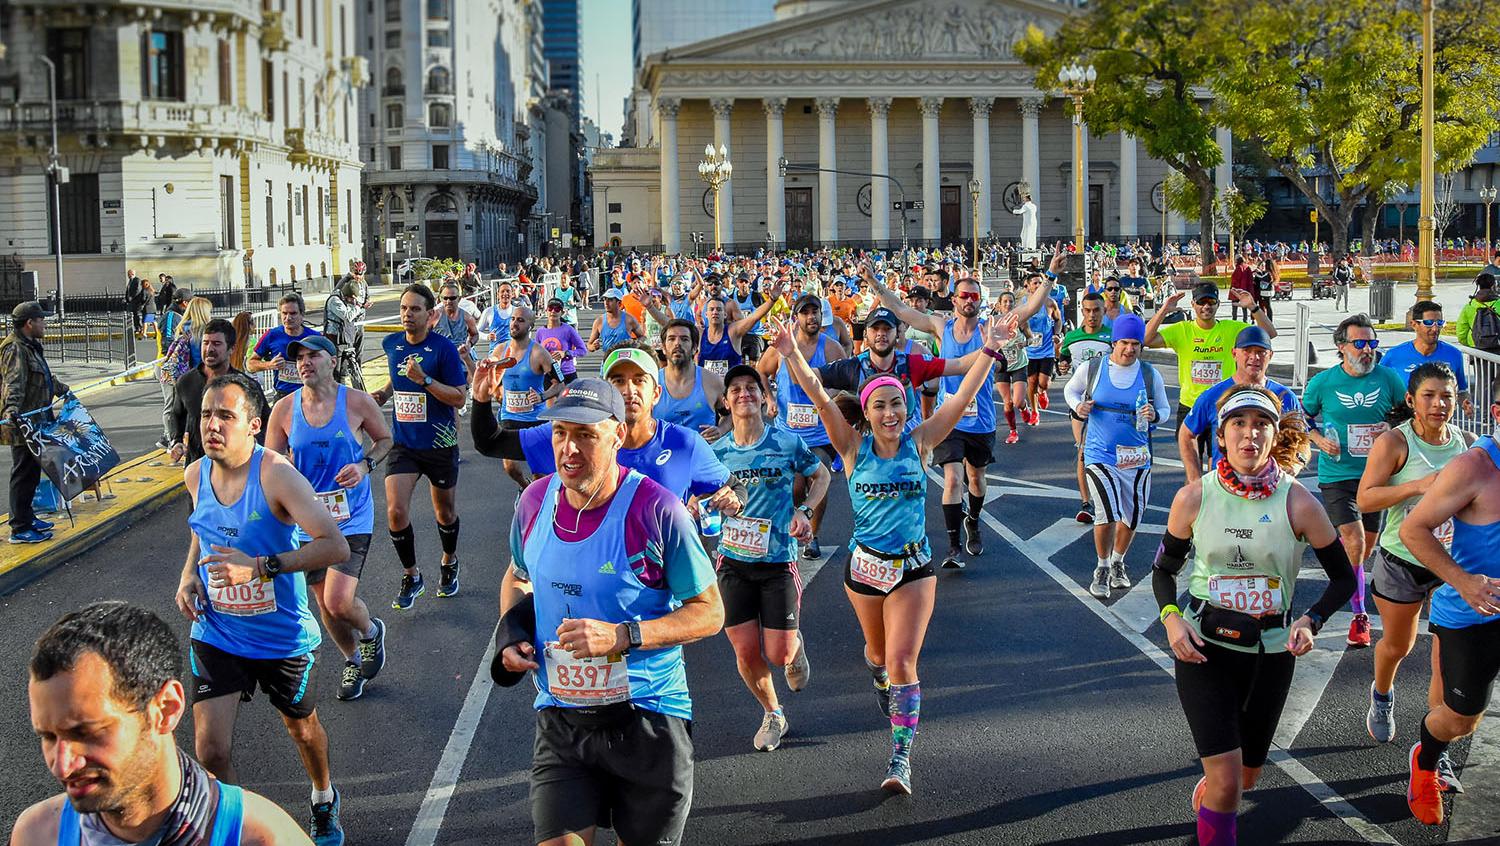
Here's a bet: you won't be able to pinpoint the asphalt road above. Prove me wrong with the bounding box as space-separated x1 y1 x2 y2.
2 313 1498 845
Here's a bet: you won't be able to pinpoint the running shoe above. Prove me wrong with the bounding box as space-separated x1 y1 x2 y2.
882 753 913 795
963 516 983 556
940 546 964 570
1037 392 1049 410
336 661 365 701
358 618 387 680
754 710 787 752
437 559 461 597
8 528 51 544
309 787 346 846
1407 742 1444 825
1089 566 1111 600
1076 501 1095 524
31 517 53 532
802 539 822 560
1026 408 1040 426
1366 683 1395 744
1437 751 1464 794
874 681 891 717
1108 561 1131 590
1005 429 1019 444
1190 776 1207 814
1347 613 1371 648
785 635 811 692
392 572 425 610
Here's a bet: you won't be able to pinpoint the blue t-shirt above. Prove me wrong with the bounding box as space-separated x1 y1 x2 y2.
518 420 730 502
712 427 820 564
1182 378 1303 463
1378 340 1468 393
382 331 467 450
254 325 323 395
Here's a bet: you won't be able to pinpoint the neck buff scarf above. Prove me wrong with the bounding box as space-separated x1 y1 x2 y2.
80 750 219 846
1215 456 1281 501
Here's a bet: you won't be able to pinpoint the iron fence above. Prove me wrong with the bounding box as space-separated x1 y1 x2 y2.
41 311 135 366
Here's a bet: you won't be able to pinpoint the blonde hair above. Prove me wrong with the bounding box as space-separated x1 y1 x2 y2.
182 297 213 339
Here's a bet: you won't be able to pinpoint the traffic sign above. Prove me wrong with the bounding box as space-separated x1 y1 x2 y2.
551 227 561 238
892 200 925 210
1309 210 1318 223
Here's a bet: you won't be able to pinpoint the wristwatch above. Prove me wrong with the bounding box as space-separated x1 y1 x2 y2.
262 553 284 578
796 504 814 519
623 620 643 653
364 456 378 474
423 375 434 386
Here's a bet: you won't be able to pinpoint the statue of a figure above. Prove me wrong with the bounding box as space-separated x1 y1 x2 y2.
1012 190 1038 250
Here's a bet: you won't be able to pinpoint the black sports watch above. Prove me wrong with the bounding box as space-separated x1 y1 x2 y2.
262 553 284 578
796 504 814 520
623 620 643 653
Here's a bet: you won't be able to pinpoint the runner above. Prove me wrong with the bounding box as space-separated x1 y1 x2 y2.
771 311 1014 794
991 291 1034 445
477 281 518 355
1401 372 1500 826
730 274 767 361
1356 363 1472 792
172 372 353 845
431 282 479 413
369 284 470 608
696 295 777 378
1064 314 1171 600
1178 327 1302 483
654 319 725 433
902 286 940 357
536 297 589 384
587 289 644 352
712 363 831 752
491 379 723 846
13 601 312 846
475 305 557 490
248 294 322 403
755 293 846 560
1058 292 1112 521
553 273 581 325
1302 315 1406 648
265 335 394 702
1023 274 1064 427
1379 300 1472 414
1155 386 1356 846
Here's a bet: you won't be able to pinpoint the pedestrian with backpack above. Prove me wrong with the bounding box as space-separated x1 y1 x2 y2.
1456 273 1500 351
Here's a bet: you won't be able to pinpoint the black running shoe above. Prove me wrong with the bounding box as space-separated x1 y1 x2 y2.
309 788 345 846
1076 501 1095 524
392 572 424 610
437 560 460 597
963 517 983 556
802 539 822 560
941 546 964 569
336 661 365 701
357 618 386 680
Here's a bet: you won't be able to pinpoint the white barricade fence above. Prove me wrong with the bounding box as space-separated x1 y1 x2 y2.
1292 302 1312 388
540 272 563 305
1454 342 1500 438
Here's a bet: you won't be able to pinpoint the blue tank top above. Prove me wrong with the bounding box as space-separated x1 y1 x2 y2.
57 782 243 846
1081 363 1152 467
435 309 468 348
733 291 763 334
847 435 932 562
698 326 742 376
775 337 831 447
600 313 632 350
481 304 513 352
1026 310 1057 359
654 368 715 429
939 317 996 434
501 342 547 422
1432 436 1500 630
189 446 317 659
525 471 693 718
288 386 373 539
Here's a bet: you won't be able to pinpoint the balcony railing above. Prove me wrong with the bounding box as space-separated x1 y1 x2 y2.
425 83 453 96
0 101 276 143
382 85 405 97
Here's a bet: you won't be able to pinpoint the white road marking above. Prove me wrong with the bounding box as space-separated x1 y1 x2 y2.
1450 703 1500 839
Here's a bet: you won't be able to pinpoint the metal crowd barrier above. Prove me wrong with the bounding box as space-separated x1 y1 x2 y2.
1453 342 1500 438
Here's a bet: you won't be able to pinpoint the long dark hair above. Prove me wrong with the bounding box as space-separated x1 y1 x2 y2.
1386 361 1458 425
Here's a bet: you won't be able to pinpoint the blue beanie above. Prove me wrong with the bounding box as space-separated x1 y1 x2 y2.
1112 313 1145 344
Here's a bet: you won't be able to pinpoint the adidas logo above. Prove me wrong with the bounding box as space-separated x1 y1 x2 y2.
599 561 616 575
335 431 345 438
249 510 262 521
1259 514 1272 523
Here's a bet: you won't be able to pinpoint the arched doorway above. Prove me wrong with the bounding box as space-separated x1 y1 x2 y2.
424 193 459 259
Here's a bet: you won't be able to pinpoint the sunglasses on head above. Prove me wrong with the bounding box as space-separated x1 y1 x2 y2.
955 292 981 301
1346 338 1380 350
1418 318 1446 327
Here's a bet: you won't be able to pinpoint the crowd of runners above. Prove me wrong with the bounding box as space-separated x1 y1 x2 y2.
13 245 1500 846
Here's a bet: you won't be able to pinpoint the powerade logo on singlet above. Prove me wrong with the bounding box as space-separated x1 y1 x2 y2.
551 581 582 597
853 479 924 500
1224 527 1254 540
218 527 240 538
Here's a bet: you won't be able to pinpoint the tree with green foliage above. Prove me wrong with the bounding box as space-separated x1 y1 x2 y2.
1017 0 1227 274
412 258 463 284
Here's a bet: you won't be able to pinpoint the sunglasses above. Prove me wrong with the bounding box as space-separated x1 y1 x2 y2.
547 305 562 311
1417 318 1446 327
1105 287 1121 292
955 292 981 301
442 296 459 301
1195 298 1218 306
1346 338 1380 350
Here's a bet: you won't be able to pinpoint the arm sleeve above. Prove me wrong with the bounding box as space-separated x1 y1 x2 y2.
167 381 188 441
1062 364 1090 411
907 354 948 385
814 360 852 392
1307 539 1357 621
1151 369 1172 425
686 432 732 499
470 401 527 460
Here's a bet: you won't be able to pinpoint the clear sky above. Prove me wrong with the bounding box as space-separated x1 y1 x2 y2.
580 0 633 144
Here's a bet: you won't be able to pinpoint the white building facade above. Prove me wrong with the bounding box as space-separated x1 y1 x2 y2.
0 0 366 295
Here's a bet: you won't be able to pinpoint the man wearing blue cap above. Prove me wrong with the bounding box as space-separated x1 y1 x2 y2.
1064 314 1171 600
1177 326 1302 483
811 307 970 431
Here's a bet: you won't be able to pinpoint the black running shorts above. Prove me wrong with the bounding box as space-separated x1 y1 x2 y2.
716 555 801 630
305 533 372 584
1432 622 1500 717
387 444 460 489
189 638 319 720
1174 640 1295 767
932 429 995 468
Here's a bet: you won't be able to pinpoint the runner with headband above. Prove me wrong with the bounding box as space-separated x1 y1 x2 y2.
770 312 1016 794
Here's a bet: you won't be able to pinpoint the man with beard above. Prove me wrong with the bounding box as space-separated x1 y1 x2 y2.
13 601 310 845
695 295 779 378
1302 315 1406 649
470 305 559 490
168 318 269 465
653 319 725 433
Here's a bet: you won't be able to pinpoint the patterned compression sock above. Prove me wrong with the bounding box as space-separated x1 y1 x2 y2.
390 524 416 570
1196 806 1236 846
866 657 889 690
942 503 963 549
1350 562 1366 614
889 682 921 759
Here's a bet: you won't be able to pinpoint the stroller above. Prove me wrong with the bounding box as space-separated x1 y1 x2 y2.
1272 275 1294 300
1309 275 1337 299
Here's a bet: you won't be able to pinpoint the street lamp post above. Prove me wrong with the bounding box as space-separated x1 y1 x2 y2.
39 56 63 319
1222 185 1239 264
698 144 732 252
1481 186 1497 255
967 177 981 272
1059 61 1096 253
1417 0 1436 301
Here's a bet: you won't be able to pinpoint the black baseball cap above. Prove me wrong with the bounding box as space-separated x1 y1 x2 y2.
866 307 900 328
538 377 626 424
722 363 766 393
793 293 822 314
1191 282 1220 303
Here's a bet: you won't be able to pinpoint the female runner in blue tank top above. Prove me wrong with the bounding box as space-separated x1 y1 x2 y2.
771 312 1015 796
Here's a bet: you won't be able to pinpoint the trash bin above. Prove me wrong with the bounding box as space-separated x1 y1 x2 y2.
1369 278 1396 322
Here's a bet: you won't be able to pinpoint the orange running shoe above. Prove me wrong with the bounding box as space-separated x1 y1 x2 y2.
1407 742 1445 825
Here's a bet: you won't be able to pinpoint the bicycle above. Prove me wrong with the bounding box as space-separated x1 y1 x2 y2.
335 344 366 391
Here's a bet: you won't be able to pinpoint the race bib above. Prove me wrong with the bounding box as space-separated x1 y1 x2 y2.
503 389 536 415
787 403 818 429
1116 444 1150 470
1346 422 1387 457
961 395 979 418
721 515 771 559
544 642 630 706
849 547 903 594
315 489 351 522
704 359 729 376
1407 504 1455 550
394 391 427 423
1207 575 1283 615
1190 359 1223 386
208 578 278 617
277 357 303 384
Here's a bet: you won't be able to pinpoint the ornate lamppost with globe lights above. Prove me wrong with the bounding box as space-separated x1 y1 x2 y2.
1059 61 1096 253
698 144 732 252
1480 185 1497 256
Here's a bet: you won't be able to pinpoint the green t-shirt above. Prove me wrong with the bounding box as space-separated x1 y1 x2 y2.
1158 319 1249 408
1059 326 1112 366
1301 363 1407 483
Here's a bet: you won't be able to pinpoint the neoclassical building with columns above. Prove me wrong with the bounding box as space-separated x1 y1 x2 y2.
593 0 1232 255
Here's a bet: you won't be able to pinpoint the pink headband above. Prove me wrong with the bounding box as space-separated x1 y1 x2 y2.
859 376 906 408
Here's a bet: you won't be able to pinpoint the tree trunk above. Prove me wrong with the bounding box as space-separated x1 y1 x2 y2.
1328 207 1352 260
1361 205 1380 259
1192 170 1217 275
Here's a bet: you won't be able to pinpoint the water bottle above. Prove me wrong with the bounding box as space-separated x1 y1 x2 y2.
1326 427 1341 462
1135 389 1151 433
698 504 722 537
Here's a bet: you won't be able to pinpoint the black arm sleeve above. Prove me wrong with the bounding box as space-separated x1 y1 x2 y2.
1151 529 1193 611
727 474 749 508
470 400 526 460
166 383 187 443
489 592 537 688
1306 540 1357 622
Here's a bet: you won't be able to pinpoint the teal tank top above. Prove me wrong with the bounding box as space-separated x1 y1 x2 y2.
846 434 931 562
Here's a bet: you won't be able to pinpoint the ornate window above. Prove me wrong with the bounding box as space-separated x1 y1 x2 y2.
425 66 450 95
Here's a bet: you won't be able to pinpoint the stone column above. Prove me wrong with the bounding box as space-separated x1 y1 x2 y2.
710 98 736 246
868 97 892 244
657 97 681 253
1119 132 1137 239
970 97 993 239
816 97 839 242
919 97 942 242
634 88 652 147
1215 125 1233 191
764 97 787 246
1019 98 1042 220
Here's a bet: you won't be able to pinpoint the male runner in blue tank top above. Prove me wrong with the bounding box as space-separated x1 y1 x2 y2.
14 602 311 846
1401 379 1500 827
871 267 1053 568
470 305 560 489
491 379 724 846
265 335 394 702
654 319 726 434
587 289 643 352
431 282 479 412
172 373 352 845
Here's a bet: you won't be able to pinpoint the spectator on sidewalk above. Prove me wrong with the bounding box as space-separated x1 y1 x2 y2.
154 274 176 315
125 269 145 338
154 288 191 449
0 302 69 544
166 317 268 465
1456 273 1500 351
